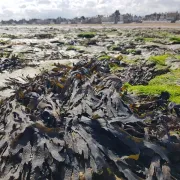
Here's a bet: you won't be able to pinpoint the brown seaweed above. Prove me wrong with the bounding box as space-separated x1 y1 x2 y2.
0 59 180 180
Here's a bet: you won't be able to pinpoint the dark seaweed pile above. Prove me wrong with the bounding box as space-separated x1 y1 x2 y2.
0 59 180 180
0 55 23 72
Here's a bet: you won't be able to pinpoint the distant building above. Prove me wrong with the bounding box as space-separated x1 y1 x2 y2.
60 22 68 24
144 13 158 21
133 15 142 22
123 14 133 23
119 15 124 22
80 16 102 24
102 11 124 24
101 15 114 24
144 11 180 22
159 13 167 21
166 12 178 22
0 10 179 25
117 15 124 24
88 16 102 24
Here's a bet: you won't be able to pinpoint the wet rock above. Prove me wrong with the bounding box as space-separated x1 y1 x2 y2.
50 40 65 46
35 33 55 39
85 39 97 45
166 58 180 69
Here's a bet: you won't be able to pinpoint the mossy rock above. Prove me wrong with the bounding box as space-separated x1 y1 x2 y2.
169 36 180 44
109 45 121 51
85 39 97 45
128 84 180 103
122 58 138 65
78 49 85 53
66 46 80 51
126 49 141 55
144 38 155 42
154 64 170 75
127 69 180 103
109 63 124 73
135 37 156 43
35 33 54 39
0 39 10 45
1 34 18 39
98 55 111 61
50 40 65 46
115 55 123 61
0 51 11 58
149 54 170 66
150 69 180 86
77 32 96 39
135 37 144 42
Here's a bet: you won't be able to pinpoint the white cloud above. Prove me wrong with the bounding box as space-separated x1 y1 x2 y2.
0 0 179 20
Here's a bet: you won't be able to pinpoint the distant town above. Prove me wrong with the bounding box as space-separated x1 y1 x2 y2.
1 10 180 25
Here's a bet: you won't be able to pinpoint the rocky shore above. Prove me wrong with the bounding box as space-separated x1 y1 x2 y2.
0 25 180 179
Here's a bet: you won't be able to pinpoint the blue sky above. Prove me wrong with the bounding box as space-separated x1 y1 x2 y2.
0 0 179 20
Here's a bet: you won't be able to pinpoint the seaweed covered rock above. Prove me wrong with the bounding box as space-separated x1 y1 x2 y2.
0 59 180 180
0 55 23 72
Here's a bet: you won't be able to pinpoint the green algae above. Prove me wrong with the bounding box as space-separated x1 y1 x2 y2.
77 32 96 38
66 46 80 51
144 38 155 42
108 45 121 51
149 54 170 66
127 69 180 103
98 55 111 61
109 63 124 73
128 84 180 103
175 55 180 60
169 36 180 44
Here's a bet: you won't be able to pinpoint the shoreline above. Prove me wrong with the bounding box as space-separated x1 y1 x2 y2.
0 22 180 29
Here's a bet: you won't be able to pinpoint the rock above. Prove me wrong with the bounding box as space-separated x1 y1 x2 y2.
115 54 123 61
35 33 54 39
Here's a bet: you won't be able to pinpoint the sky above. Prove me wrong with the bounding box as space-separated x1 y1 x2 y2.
0 0 179 20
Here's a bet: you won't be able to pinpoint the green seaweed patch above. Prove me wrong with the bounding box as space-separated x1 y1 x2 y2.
144 38 155 42
127 69 180 103
149 54 170 66
66 46 80 51
115 55 123 61
98 55 111 61
1 34 18 39
170 130 180 136
16 52 25 60
175 55 180 60
108 45 121 51
0 51 11 58
106 168 113 175
126 49 141 55
169 36 180 44
156 31 173 38
77 32 96 38
106 30 120 36
109 63 124 73
128 84 180 103
154 64 169 73
150 69 180 85
122 56 138 65
0 39 10 45
126 49 136 54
